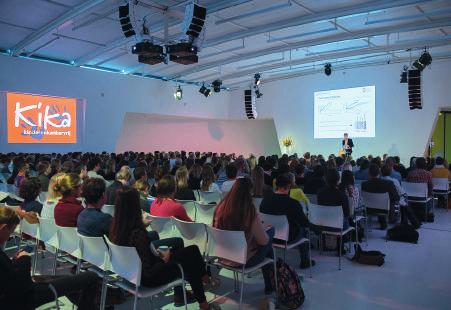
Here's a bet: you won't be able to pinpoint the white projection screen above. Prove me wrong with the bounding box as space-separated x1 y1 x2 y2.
314 86 375 139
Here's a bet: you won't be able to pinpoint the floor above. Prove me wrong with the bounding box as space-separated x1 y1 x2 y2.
31 208 451 310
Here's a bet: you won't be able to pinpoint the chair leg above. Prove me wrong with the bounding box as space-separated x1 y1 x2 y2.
150 296 153 310
308 230 312 279
133 294 138 310
239 271 245 310
273 257 279 307
100 276 108 310
52 249 58 275
182 278 188 310
32 238 39 275
338 235 342 270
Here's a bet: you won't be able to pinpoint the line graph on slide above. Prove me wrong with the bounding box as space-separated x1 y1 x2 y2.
314 86 375 139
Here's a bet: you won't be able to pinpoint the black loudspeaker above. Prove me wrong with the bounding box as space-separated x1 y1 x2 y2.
244 89 257 119
119 4 136 38
182 3 207 38
408 69 422 110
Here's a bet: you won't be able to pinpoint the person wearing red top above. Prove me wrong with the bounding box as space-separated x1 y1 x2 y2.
54 173 84 227
150 175 192 222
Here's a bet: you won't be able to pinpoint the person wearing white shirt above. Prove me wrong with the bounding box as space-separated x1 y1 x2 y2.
86 158 107 184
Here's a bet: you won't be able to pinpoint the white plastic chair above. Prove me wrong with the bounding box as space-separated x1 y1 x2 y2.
56 226 82 271
176 200 197 221
147 215 175 239
101 204 115 217
38 191 48 204
205 226 278 309
105 237 188 310
172 218 208 255
259 213 311 276
308 204 355 270
38 218 59 274
194 202 216 224
360 191 390 231
432 178 450 211
20 218 40 274
402 182 431 220
197 191 222 204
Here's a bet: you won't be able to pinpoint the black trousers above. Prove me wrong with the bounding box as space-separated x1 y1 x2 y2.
32 271 98 309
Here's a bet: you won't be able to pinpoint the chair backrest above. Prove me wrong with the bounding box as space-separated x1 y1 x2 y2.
148 215 174 239
78 234 109 271
308 203 343 230
259 213 289 242
432 178 449 191
38 217 59 246
206 226 247 265
105 237 142 286
305 194 317 204
253 197 263 210
176 200 197 221
38 192 48 203
101 204 115 217
173 218 208 254
361 191 390 211
198 191 222 204
402 182 428 198
57 226 81 258
194 202 217 224
20 218 39 238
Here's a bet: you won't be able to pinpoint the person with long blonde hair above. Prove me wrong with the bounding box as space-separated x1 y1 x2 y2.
40 173 64 219
175 167 196 201
53 173 83 227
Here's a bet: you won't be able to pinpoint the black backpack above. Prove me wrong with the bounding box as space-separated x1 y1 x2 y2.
386 224 419 243
352 244 385 266
269 259 305 309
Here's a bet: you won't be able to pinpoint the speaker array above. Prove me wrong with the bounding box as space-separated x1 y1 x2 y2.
244 89 257 119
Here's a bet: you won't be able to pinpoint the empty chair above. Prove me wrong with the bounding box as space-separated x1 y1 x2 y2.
308 203 355 270
19 217 40 274
147 215 175 239
172 218 208 255
176 200 197 221
360 191 390 230
38 217 59 274
205 226 278 309
104 237 188 310
197 191 222 204
56 226 82 269
402 182 431 220
194 202 216 225
101 204 115 217
432 178 450 211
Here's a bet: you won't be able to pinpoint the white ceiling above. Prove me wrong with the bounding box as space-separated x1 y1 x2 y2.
1 0 451 89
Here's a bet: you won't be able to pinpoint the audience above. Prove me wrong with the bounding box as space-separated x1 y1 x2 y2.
220 163 238 194
200 164 221 193
86 158 107 183
303 165 326 194
106 166 131 205
134 179 151 212
251 166 272 198
354 159 370 180
339 170 359 217
431 157 450 179
54 173 83 227
406 157 433 196
174 167 196 201
36 161 51 192
40 173 64 219
19 177 43 215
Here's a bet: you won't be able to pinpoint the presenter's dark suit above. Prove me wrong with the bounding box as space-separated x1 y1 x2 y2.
342 139 354 155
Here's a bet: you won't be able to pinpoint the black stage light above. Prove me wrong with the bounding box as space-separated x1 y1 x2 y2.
255 88 263 98
413 50 432 72
212 80 222 93
174 85 183 100
199 85 211 97
400 65 408 83
254 73 261 86
324 63 332 76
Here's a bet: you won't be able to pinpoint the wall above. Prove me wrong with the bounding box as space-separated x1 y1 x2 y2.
0 54 229 153
116 113 281 155
228 59 451 164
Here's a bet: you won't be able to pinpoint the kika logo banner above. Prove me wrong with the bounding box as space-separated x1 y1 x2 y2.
7 92 77 144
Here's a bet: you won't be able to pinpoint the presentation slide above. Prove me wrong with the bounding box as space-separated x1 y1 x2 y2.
7 92 77 143
314 86 375 139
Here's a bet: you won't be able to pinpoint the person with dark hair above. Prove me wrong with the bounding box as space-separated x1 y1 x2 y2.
303 165 326 194
86 157 106 183
385 157 402 183
354 159 370 180
0 206 98 309
200 164 221 194
260 174 314 269
150 175 192 221
109 188 219 309
37 161 51 192
431 157 450 180
77 178 110 237
406 157 433 196
220 163 238 194
19 177 43 215
318 169 351 228
339 170 359 217
133 166 148 184
60 160 74 173
392 156 407 178
362 164 399 229
251 166 272 198
214 178 275 294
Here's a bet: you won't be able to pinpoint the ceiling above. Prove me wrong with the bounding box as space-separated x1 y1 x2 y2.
1 0 451 89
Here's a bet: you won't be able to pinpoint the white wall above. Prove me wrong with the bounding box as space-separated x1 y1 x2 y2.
0 54 229 152
228 59 451 164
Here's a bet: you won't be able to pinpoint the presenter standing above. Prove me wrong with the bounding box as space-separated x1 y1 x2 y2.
342 133 354 156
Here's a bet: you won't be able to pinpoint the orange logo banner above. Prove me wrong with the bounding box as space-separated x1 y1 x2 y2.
7 92 77 144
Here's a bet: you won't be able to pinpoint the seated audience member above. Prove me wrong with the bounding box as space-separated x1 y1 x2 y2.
109 188 219 309
61 160 74 173
431 157 451 180
339 170 359 218
174 167 196 201
54 173 84 227
294 164 307 187
317 169 351 229
260 174 314 269
18 177 43 215
188 164 202 190
40 173 64 219
13 163 29 187
151 175 192 222
213 178 274 294
288 173 309 208
385 157 402 183
106 166 131 205
406 157 433 196
251 166 272 198
354 159 370 181
220 163 238 194
303 164 326 194
0 206 98 309
134 179 151 212
77 178 111 237
104 158 116 181
381 165 420 228
150 165 170 196
215 158 230 188
362 164 399 229
74 163 88 182
200 164 221 194
393 156 407 179
36 161 51 192
86 157 107 183
133 166 148 184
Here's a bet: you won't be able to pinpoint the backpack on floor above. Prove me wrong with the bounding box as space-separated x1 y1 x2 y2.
270 259 305 309
386 224 419 243
352 244 385 266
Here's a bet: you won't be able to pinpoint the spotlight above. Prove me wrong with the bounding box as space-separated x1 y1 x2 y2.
400 65 408 83
174 85 183 100
212 80 222 93
199 84 211 97
254 73 261 86
324 63 332 76
413 49 432 71
254 86 263 98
